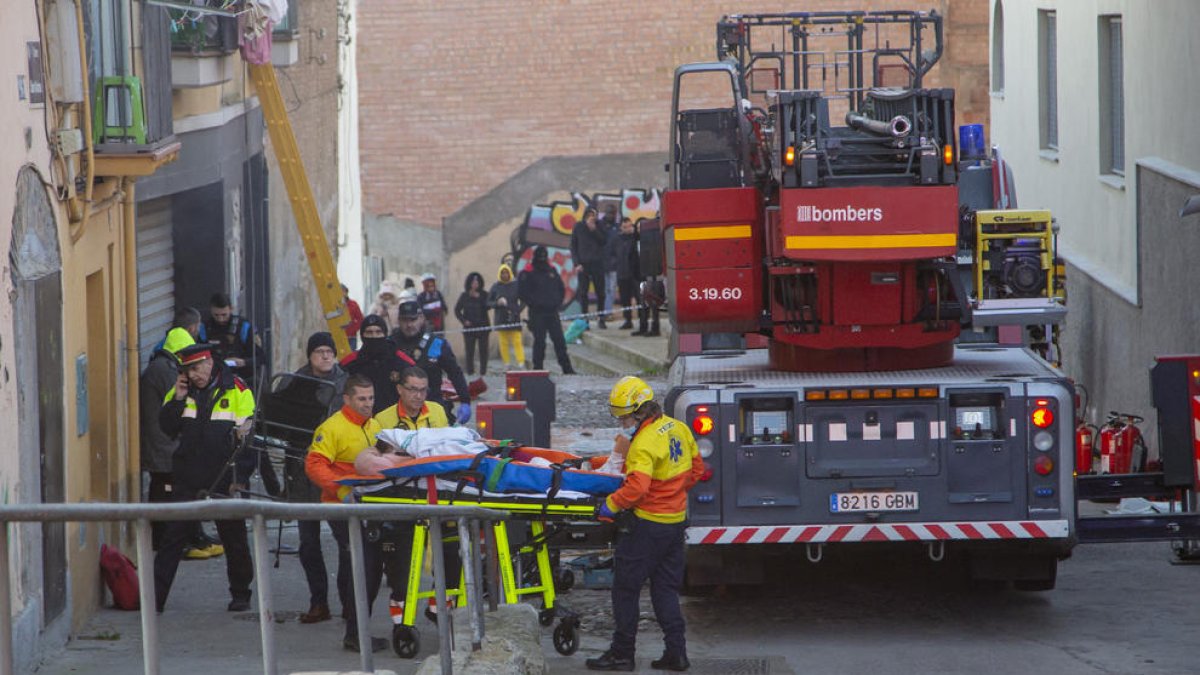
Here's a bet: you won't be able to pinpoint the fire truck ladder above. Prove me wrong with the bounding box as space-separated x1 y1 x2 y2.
247 62 351 356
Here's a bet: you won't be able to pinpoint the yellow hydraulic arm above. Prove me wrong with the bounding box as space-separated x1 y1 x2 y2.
247 62 351 356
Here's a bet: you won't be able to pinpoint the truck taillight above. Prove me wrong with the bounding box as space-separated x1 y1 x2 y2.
1032 406 1055 428
692 414 714 435
1034 455 1054 475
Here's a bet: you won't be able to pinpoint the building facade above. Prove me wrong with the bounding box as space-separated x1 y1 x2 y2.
3 1 179 669
989 0 1200 440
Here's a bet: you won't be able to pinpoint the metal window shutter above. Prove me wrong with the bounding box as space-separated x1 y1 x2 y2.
136 198 175 367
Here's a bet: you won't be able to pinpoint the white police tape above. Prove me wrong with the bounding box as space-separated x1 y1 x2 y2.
429 305 653 335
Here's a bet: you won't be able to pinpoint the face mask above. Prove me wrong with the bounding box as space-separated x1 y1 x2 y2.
620 426 637 440
361 335 390 355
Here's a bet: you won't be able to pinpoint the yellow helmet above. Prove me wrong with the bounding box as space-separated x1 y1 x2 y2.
609 376 654 418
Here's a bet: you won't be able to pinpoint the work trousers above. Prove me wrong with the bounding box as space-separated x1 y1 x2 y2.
529 311 571 371
610 518 688 659
298 519 328 607
496 329 525 367
463 330 490 376
575 264 606 319
154 488 252 611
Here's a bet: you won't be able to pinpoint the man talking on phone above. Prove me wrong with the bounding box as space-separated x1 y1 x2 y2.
153 343 257 613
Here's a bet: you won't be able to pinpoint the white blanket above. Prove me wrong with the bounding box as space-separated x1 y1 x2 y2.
375 427 490 459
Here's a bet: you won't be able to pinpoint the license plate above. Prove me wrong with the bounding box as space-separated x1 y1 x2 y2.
830 491 919 513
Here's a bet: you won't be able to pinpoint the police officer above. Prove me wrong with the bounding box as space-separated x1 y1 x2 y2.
586 376 706 672
199 292 267 385
390 290 471 423
153 343 257 613
340 314 415 414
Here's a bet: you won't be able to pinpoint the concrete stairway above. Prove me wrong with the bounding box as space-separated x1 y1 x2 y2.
569 319 671 376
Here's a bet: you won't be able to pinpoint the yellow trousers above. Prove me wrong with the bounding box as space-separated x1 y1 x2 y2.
496 329 525 367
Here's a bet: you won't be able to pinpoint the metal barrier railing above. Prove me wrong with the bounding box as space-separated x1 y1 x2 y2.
0 501 508 675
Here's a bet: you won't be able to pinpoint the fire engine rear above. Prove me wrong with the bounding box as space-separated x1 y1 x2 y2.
656 10 1073 588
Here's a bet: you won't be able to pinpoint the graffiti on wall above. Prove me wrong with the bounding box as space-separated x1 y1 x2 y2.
508 189 660 309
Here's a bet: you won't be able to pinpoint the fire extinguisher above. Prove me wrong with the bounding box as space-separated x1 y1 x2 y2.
1098 412 1147 474
1075 422 1098 474
1073 384 1098 475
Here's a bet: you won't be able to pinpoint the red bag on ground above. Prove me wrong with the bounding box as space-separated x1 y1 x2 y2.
99 544 140 610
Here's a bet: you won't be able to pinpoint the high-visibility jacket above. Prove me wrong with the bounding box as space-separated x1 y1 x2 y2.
159 364 256 491
373 402 449 431
305 406 381 503
605 414 706 524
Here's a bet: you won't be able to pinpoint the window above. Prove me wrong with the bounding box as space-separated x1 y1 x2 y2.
991 1 1004 93
1099 16 1124 176
1038 10 1058 151
273 0 299 37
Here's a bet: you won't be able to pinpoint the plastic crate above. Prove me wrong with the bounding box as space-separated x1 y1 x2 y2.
566 552 614 589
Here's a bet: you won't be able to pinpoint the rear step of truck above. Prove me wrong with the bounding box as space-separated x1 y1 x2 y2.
1074 472 1200 545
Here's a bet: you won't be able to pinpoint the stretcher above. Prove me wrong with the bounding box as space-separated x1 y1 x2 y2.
339 442 620 658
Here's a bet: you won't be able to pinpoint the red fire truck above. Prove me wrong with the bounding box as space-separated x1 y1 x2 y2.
652 10 1075 589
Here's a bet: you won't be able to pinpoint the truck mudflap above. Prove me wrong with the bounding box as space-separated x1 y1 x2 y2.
686 519 1071 545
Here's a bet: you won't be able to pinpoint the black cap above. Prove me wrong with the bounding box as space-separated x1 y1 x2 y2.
306 331 336 357
398 300 421 318
360 314 388 337
533 246 549 262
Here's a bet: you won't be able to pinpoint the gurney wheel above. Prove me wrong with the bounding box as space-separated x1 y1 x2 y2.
552 618 580 656
538 607 555 626
392 624 420 659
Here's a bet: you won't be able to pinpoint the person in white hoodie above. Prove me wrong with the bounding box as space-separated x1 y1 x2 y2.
369 281 402 334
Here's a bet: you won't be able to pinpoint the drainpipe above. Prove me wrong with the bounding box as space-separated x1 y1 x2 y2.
122 177 141 499
67 0 94 237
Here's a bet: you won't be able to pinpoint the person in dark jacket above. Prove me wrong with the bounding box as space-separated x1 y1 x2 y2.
488 263 525 368
518 246 576 374
570 209 608 328
154 344 257 612
340 314 415 414
199 292 268 386
600 203 621 319
140 318 197 551
291 331 348 624
614 218 645 332
454 271 491 376
392 290 473 423
200 292 277 497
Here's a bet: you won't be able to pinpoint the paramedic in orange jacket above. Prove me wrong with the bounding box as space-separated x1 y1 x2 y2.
586 377 705 673
304 374 387 653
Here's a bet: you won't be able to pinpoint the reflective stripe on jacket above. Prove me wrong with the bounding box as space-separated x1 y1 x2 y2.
605 414 705 524
305 406 381 503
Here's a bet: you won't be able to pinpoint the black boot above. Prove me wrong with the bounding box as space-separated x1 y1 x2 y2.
586 650 635 671
651 653 691 671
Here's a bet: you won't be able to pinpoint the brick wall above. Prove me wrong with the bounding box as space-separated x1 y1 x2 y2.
358 0 989 228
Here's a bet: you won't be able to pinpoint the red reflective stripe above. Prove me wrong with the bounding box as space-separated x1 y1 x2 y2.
862 526 887 542
1021 521 1048 538
828 525 853 542
700 529 726 545
796 526 821 542
926 524 951 540
991 523 1015 539
765 527 789 543
958 523 985 539
732 528 757 544
893 524 920 541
